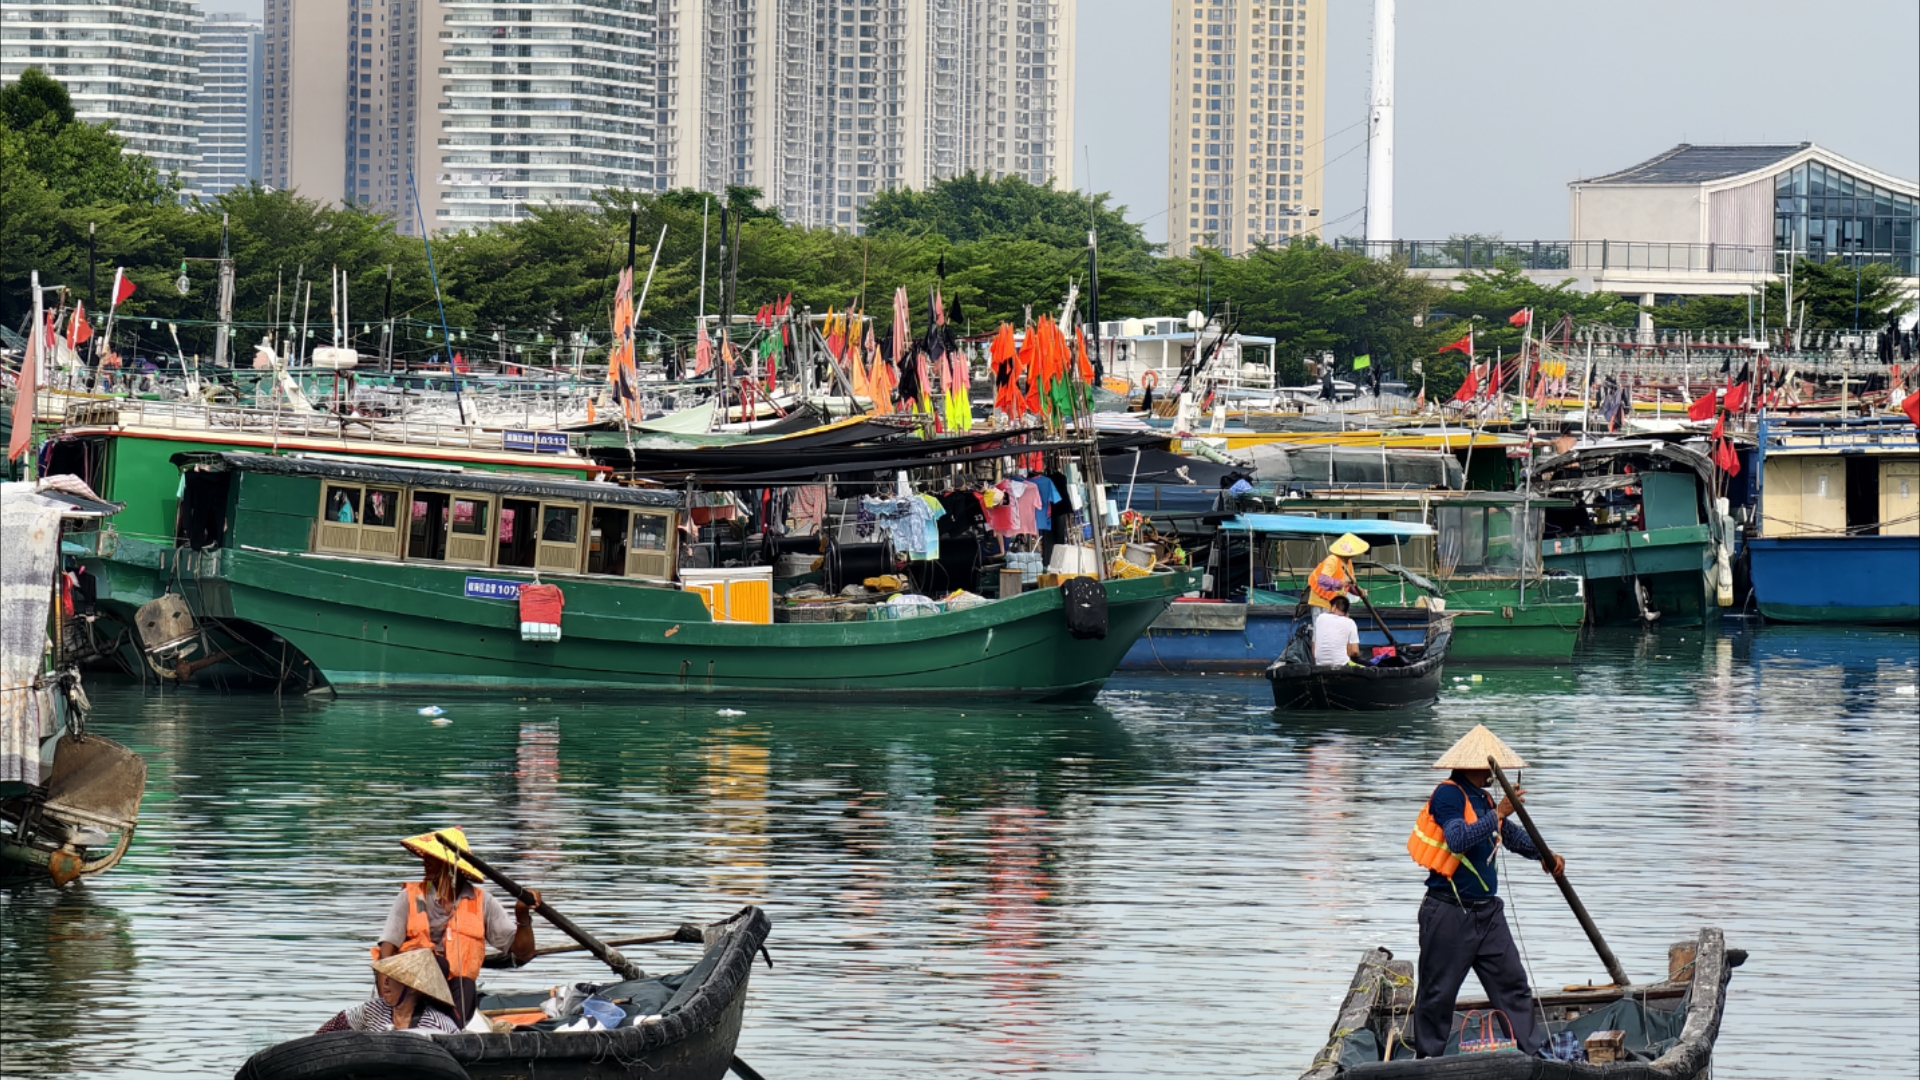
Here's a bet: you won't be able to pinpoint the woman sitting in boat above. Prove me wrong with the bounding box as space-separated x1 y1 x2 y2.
315 947 463 1034
372 828 540 1027
1312 594 1362 666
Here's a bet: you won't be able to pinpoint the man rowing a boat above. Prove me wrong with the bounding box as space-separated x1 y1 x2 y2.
374 828 540 1027
1407 726 1565 1059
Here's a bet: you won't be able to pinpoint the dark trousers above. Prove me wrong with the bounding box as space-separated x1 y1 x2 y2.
1414 893 1543 1058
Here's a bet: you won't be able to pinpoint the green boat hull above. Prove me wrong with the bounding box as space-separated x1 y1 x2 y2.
1542 524 1713 627
179 548 1197 699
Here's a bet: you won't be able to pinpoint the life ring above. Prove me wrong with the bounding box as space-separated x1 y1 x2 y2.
1141 370 1159 391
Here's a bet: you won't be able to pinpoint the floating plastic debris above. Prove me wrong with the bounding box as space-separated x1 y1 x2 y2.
717 708 746 717
418 706 445 717
430 718 453 726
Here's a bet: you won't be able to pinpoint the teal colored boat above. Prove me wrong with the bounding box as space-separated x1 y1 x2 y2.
95 451 1192 699
1131 494 1587 666
1534 441 1736 626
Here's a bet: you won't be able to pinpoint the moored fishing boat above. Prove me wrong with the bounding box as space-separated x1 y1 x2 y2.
1 479 147 886
1300 927 1745 1078
1746 415 1918 623
237 906 770 1080
1533 441 1735 626
142 451 1193 698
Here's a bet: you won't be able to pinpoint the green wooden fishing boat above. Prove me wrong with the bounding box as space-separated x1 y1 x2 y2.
110 451 1192 698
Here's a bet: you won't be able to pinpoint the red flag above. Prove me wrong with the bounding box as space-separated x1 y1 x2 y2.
1722 381 1749 414
1903 389 1920 427
452 351 468 374
1712 438 1741 476
1508 308 1531 327
1709 414 1725 441
1686 389 1717 422
111 268 136 307
68 302 93 346
1438 333 1472 356
1451 365 1480 403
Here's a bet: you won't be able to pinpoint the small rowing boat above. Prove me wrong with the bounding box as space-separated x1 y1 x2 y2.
1301 926 1745 1078
235 906 769 1080
1266 607 1453 711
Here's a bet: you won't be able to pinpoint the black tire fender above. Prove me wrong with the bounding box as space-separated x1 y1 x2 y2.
234 1031 469 1080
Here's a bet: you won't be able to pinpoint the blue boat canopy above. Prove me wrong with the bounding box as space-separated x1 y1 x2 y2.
1222 513 1436 538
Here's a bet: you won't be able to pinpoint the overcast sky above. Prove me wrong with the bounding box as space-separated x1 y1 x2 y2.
1076 0 1920 245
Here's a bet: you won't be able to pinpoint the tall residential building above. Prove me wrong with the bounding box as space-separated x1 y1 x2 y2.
262 0 656 233
658 0 1075 232
1 0 202 184
196 14 261 195
262 0 348 200
1166 0 1325 256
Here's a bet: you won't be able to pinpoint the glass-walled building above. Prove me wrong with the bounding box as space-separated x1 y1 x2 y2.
1774 159 1917 275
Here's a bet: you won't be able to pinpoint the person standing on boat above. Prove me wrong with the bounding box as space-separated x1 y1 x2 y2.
1407 726 1564 1059
1308 533 1368 610
376 828 540 1027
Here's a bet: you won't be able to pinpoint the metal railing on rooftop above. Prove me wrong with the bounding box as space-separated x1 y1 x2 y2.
1335 239 1916 276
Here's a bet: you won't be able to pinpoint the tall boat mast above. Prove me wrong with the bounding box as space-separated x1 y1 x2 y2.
1365 0 1395 248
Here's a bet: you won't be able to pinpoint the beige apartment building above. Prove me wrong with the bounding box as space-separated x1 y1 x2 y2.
1166 0 1324 256
657 0 1076 231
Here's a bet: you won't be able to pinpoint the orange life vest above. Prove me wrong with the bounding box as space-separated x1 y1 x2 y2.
1308 554 1353 608
399 880 489 983
1407 780 1497 890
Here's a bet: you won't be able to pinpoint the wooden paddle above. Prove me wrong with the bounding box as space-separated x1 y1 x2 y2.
1484 763 1632 987
483 924 707 969
1349 579 1401 650
443 836 772 1080
437 831 642 981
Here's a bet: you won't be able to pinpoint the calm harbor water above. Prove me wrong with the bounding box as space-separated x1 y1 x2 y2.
1 624 1915 1079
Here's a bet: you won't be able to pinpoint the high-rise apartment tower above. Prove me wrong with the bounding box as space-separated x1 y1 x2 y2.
658 0 1075 232
263 0 657 233
1166 0 1324 256
196 14 262 196
1 0 202 184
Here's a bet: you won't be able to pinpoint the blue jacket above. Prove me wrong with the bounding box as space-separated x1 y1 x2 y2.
1423 771 1539 899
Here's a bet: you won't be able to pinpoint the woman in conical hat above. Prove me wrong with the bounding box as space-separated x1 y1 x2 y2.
368 827 540 1027
314 938 464 1034
1404 725 1565 1060
1308 533 1369 610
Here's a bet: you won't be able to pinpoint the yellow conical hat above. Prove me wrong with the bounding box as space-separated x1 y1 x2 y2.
370 947 456 1007
400 826 483 881
1328 533 1370 557
1432 724 1527 770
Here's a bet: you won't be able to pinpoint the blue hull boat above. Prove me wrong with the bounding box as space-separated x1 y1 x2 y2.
1121 599 1432 672
1747 535 1920 623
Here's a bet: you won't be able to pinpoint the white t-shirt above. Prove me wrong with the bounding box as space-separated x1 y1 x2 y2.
1312 611 1361 666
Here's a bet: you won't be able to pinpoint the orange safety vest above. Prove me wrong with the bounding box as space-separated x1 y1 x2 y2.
399 880 489 983
1407 780 1497 891
1308 554 1353 609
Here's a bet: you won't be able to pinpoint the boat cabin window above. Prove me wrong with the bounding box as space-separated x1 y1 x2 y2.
315 484 405 558
1436 506 1540 575
177 469 233 549
497 499 538 567
447 495 493 565
409 492 451 561
536 502 584 573
627 509 677 580
587 506 628 574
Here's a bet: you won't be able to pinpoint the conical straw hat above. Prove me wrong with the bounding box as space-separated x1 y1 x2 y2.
1328 533 1370 557
400 826 483 881
1432 724 1527 770
370 948 456 1007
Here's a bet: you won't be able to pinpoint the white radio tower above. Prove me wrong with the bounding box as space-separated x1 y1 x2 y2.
1365 0 1395 249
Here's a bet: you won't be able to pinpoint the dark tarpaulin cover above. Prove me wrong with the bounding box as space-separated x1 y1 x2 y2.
171 451 684 508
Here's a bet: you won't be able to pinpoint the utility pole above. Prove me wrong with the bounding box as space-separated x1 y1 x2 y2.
213 213 234 371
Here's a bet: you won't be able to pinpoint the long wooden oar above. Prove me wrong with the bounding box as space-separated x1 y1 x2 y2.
1350 579 1401 649
483 924 706 969
439 831 642 981
1485 763 1632 987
